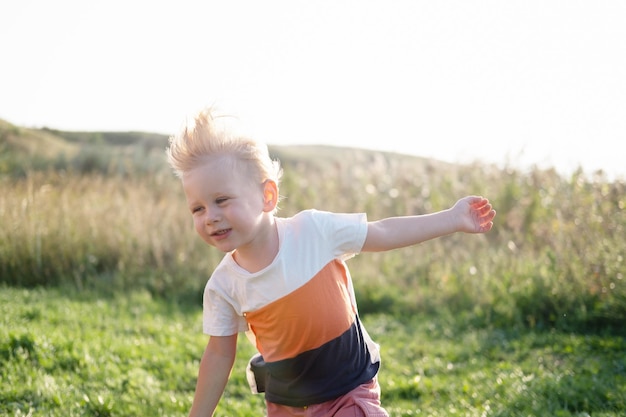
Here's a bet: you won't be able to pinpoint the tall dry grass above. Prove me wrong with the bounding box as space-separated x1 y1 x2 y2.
0 171 220 298
1 146 624 331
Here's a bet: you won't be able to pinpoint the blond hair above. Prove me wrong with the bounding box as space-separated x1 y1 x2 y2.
166 108 283 188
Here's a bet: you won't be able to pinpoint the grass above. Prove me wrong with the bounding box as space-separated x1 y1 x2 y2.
2 287 624 416
0 287 263 417
374 315 626 416
1 121 626 415
2 156 624 333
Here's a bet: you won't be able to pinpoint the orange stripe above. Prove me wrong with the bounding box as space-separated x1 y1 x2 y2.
244 259 356 362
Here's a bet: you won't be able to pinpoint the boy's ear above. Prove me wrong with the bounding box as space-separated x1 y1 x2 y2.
262 180 279 212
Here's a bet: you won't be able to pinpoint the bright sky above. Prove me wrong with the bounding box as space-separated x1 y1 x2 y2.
1 0 624 179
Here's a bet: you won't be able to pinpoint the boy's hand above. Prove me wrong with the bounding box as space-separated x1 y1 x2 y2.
452 196 496 234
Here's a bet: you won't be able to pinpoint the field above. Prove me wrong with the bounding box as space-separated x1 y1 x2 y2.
1 120 625 416
2 288 625 417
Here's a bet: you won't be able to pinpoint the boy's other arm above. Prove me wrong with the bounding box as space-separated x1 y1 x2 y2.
362 196 495 252
188 334 238 417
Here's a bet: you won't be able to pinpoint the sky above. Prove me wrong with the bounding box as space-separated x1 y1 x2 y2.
1 0 625 179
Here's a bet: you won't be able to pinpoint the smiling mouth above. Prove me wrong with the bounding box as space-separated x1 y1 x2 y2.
211 229 231 237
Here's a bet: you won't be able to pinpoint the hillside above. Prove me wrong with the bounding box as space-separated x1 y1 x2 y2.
0 119 170 157
0 119 79 159
0 118 464 178
0 119 175 176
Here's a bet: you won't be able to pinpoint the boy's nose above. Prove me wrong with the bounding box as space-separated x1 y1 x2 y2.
204 209 220 224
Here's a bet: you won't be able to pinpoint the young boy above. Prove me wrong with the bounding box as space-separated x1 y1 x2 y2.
167 108 496 417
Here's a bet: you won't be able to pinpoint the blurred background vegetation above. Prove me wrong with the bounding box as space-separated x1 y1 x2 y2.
1 118 624 334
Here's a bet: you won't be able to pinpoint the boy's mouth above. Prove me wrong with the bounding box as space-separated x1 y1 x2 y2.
211 228 231 238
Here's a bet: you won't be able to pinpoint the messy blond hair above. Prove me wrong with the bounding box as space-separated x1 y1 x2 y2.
166 108 283 188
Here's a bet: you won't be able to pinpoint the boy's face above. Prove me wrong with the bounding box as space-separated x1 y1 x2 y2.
182 156 273 254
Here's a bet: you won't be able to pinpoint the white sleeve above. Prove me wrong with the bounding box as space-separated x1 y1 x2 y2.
202 283 248 336
308 210 368 260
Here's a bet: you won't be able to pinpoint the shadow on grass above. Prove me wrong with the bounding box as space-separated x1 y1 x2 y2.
369 312 625 417
472 325 626 416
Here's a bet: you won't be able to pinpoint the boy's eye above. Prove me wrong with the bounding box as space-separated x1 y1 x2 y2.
215 197 229 205
191 206 203 214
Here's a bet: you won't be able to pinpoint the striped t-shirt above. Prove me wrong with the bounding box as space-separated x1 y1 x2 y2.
202 209 381 407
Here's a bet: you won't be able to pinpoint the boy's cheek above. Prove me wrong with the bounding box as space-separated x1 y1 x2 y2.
193 221 206 236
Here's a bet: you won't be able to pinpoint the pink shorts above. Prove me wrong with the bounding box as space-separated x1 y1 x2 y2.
265 378 389 417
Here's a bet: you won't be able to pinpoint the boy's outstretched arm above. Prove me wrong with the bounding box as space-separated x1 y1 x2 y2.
188 334 238 417
362 196 495 252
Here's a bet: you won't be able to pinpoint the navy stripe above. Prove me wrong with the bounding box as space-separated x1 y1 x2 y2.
257 315 379 407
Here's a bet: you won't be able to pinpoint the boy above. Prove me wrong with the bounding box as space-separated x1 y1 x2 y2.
166 108 496 417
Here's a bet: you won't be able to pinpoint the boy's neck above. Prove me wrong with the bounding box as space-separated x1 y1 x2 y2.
232 217 279 273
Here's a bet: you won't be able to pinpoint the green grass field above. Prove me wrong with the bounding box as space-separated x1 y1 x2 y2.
1 121 625 416
2 287 624 416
